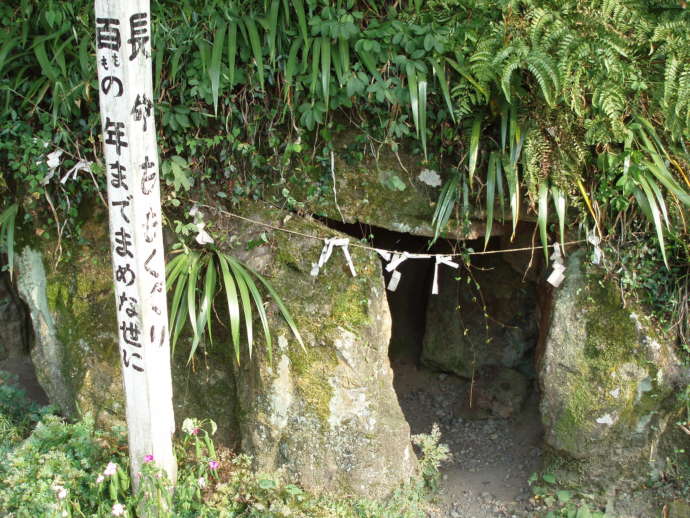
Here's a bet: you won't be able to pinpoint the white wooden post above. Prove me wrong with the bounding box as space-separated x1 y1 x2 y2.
94 0 176 484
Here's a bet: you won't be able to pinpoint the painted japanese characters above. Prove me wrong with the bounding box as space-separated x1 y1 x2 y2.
94 1 176 484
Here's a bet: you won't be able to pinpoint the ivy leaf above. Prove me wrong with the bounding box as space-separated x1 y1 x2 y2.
162 156 193 192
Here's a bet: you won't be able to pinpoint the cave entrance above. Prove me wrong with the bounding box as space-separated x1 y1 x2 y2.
323 217 546 514
0 272 49 406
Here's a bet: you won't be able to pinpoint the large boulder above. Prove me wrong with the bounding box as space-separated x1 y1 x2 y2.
421 255 538 378
539 250 688 482
274 131 504 240
209 200 417 498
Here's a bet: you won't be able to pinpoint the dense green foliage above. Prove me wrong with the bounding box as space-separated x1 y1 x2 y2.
0 374 448 517
0 0 688 341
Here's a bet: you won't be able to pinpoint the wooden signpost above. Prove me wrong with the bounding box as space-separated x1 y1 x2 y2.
94 0 177 483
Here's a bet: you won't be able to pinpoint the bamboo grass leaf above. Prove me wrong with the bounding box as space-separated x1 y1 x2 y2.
268 0 280 63
468 117 481 186
419 72 428 160
210 19 227 115
636 174 668 268
243 17 264 89
293 0 309 45
484 152 497 250
538 181 549 263
321 36 331 109
496 158 506 222
339 37 350 86
406 63 419 137
227 21 238 88
432 59 454 123
431 175 459 244
310 37 321 97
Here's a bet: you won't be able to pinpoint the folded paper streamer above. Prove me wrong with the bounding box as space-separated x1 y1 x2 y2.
380 251 426 292
547 242 566 287
587 231 603 265
432 255 460 294
374 250 458 294
311 238 357 277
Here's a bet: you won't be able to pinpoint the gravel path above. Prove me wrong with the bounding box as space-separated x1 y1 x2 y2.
393 360 543 518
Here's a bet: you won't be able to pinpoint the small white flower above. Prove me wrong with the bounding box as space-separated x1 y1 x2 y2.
103 462 118 477
197 477 206 488
96 474 104 483
57 487 67 500
111 502 126 516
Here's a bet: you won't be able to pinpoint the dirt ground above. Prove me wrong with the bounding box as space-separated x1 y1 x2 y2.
393 359 544 518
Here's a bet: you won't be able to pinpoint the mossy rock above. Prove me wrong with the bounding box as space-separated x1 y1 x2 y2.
208 199 417 498
539 250 688 484
15 216 238 440
269 130 500 239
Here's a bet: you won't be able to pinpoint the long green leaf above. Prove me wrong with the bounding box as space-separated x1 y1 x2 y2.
285 39 301 87
321 36 331 109
339 37 350 86
419 72 428 160
636 174 668 268
251 269 305 350
268 0 280 63
243 17 264 89
431 175 459 243
230 259 273 364
226 257 254 358
187 252 201 340
538 181 549 263
484 152 498 250
551 185 566 248
310 37 321 97
227 21 238 87
432 59 454 123
293 0 308 45
468 117 481 185
406 63 419 136
217 254 241 363
210 19 227 115
189 256 217 362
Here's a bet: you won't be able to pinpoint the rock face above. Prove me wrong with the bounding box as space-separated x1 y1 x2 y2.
212 201 417 498
539 250 688 481
14 216 238 439
276 131 504 240
14 202 416 498
421 255 538 379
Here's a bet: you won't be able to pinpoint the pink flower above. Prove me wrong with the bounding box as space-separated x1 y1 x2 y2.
208 460 219 470
111 502 126 516
144 454 154 463
192 427 201 435
96 474 104 484
103 462 118 477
